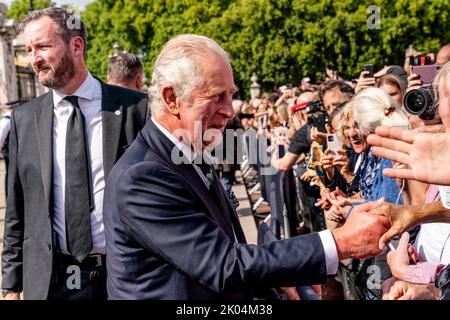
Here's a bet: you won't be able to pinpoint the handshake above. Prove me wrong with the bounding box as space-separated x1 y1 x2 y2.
330 199 421 260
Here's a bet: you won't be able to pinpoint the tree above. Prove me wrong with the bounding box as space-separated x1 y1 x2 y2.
82 0 232 81
81 0 450 97
7 0 55 22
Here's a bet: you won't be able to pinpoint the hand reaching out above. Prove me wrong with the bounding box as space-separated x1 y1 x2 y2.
367 77 450 185
355 71 376 92
382 277 440 300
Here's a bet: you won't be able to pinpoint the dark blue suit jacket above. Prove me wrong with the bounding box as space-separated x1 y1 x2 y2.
104 120 328 300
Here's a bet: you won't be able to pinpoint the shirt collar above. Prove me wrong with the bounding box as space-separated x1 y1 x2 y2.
52 72 98 107
151 117 196 163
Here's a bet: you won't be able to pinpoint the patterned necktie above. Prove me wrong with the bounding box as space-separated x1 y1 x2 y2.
64 95 93 263
194 154 239 209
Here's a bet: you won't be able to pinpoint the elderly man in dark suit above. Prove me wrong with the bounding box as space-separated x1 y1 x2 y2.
104 34 390 300
1 7 148 300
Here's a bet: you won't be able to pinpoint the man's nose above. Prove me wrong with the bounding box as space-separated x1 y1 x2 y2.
28 50 43 65
221 100 235 119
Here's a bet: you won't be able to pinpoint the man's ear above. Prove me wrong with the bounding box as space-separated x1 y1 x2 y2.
71 36 85 58
162 86 180 115
135 72 143 91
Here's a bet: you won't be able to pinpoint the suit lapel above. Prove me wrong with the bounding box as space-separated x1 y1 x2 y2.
100 82 123 178
142 121 240 241
212 170 247 243
178 163 236 241
34 92 54 214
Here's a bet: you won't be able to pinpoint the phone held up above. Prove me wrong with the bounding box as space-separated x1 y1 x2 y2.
362 63 374 78
326 133 342 156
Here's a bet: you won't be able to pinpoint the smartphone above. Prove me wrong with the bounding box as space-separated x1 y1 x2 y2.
326 134 342 156
362 63 374 78
278 144 285 158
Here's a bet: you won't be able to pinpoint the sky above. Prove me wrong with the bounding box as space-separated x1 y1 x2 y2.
3 0 93 10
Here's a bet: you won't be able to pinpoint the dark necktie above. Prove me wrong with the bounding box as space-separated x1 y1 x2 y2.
196 160 215 188
64 95 93 263
194 155 239 208
194 154 239 240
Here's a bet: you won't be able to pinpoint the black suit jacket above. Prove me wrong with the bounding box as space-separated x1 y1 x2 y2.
1 81 149 299
104 120 327 300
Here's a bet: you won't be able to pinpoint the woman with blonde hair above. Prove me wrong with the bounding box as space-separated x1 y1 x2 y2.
333 87 410 300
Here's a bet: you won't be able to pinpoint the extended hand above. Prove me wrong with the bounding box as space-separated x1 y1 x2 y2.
367 91 450 185
331 199 391 259
386 232 410 280
370 201 416 249
382 277 440 300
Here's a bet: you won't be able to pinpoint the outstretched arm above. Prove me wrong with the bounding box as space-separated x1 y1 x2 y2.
372 200 450 249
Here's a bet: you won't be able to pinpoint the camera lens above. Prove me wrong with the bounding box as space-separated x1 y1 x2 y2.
403 87 437 120
404 90 427 114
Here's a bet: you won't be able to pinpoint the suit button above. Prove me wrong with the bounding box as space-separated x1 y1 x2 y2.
47 244 52 251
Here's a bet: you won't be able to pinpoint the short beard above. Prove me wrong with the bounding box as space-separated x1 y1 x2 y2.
37 51 76 89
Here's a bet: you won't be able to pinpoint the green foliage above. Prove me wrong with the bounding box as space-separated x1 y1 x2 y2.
7 0 55 22
81 0 450 97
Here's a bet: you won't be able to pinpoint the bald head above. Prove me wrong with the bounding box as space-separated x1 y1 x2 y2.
437 43 450 64
296 91 318 104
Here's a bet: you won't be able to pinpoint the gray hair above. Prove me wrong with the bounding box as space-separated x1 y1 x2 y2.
20 7 87 56
108 52 143 83
149 34 230 117
352 87 409 136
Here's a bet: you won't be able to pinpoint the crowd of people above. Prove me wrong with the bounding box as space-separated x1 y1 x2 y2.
219 42 450 300
1 6 450 301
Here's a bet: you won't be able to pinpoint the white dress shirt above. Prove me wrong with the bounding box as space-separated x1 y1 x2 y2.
152 117 210 187
52 73 105 254
152 117 339 274
0 109 12 156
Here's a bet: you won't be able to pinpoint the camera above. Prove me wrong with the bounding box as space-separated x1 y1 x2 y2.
403 86 438 120
409 54 433 67
403 64 442 120
306 100 329 133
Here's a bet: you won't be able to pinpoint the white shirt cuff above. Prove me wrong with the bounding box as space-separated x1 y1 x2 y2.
318 230 339 275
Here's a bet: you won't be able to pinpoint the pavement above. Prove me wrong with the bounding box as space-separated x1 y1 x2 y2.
0 162 258 298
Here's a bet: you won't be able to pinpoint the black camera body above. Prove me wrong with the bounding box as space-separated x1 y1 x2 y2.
403 85 438 120
306 101 329 133
403 64 442 120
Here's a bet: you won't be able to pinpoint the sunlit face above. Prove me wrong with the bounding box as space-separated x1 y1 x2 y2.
178 54 236 151
323 87 349 114
24 16 75 89
259 98 269 112
379 84 403 107
343 114 369 154
291 92 315 125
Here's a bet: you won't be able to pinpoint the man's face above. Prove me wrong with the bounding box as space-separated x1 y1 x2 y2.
322 87 349 114
292 92 316 124
24 16 75 89
178 54 236 151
